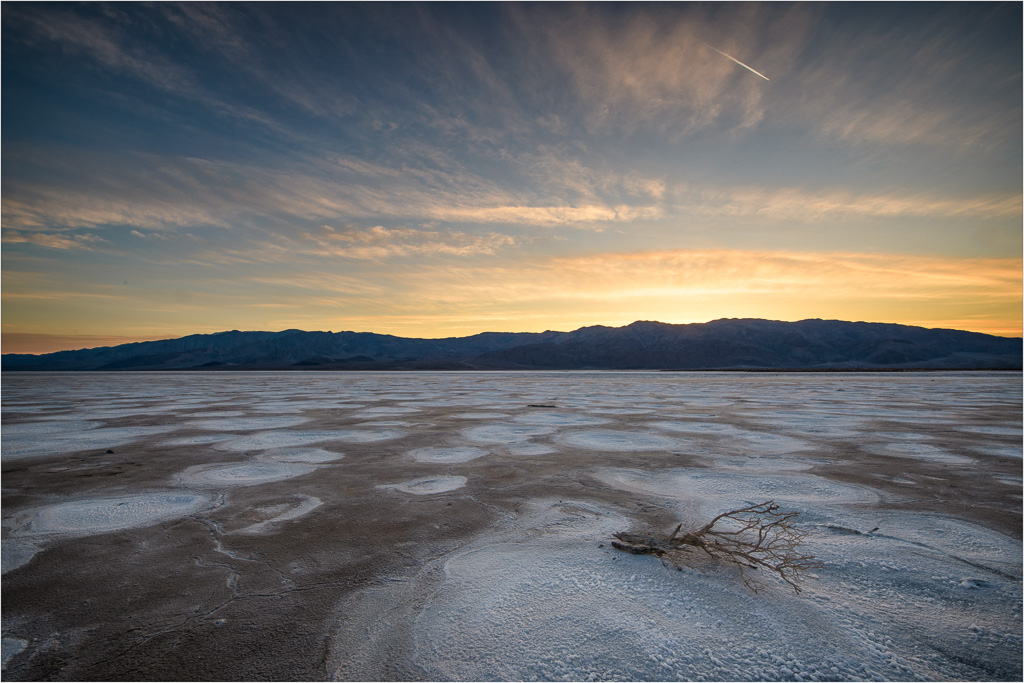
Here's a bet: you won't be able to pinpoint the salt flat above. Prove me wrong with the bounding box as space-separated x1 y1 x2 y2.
1 371 1021 681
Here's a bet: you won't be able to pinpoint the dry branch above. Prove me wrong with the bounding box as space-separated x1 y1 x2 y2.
612 500 823 593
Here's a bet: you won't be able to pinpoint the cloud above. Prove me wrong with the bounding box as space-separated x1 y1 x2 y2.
511 4 780 139
301 224 517 259
1 145 669 235
679 186 1022 222
771 4 1022 153
1 231 107 250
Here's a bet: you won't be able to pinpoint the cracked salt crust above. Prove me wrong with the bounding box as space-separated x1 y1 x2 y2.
2 371 1020 681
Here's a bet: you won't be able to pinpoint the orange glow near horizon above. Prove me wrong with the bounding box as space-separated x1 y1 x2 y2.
4 248 1020 354
2 4 1021 358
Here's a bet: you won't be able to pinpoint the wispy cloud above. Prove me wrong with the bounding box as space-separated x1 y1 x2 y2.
1 146 668 236
517 4 777 139
679 186 1022 222
301 224 516 259
1 231 107 250
772 4 1021 153
3 3 1018 345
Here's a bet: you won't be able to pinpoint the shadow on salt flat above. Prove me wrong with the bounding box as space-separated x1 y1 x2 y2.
378 476 467 495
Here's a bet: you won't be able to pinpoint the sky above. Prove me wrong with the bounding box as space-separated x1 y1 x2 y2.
2 1 1021 354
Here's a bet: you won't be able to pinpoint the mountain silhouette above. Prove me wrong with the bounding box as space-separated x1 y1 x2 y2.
3 319 1020 371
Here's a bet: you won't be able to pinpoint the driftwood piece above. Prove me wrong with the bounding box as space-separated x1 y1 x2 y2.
612 500 823 593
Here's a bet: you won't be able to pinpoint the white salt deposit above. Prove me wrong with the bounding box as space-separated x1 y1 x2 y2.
591 467 878 514
2 638 27 670
1 540 39 575
1 422 179 461
869 442 975 465
974 444 1024 459
236 495 323 535
461 423 557 444
452 412 511 419
409 446 488 464
557 429 682 451
22 492 210 536
647 421 815 455
216 428 404 451
406 398 490 407
351 406 421 417
263 447 344 464
250 402 317 414
179 410 248 418
177 462 319 487
184 416 309 431
1 420 102 436
380 476 467 495
353 484 1020 682
956 425 1023 437
160 433 239 446
3 371 1020 681
507 442 557 456
512 412 609 426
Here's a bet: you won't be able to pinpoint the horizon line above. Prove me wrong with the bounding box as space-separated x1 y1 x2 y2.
4 317 1022 356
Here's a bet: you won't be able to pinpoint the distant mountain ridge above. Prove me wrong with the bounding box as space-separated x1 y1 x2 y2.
2 319 1021 371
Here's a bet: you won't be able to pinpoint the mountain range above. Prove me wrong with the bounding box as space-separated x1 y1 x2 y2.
3 319 1020 371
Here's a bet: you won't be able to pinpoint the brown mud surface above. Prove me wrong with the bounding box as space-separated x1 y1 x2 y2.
2 372 1020 680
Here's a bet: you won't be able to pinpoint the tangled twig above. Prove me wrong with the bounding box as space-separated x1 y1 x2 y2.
611 501 823 593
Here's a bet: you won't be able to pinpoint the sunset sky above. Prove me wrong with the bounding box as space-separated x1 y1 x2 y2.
2 2 1021 354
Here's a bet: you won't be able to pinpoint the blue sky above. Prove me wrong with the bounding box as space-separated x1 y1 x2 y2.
2 2 1021 353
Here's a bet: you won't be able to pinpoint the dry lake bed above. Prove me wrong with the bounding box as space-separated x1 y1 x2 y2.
1 371 1021 681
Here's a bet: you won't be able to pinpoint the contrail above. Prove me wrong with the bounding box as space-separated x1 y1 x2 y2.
704 43 770 81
